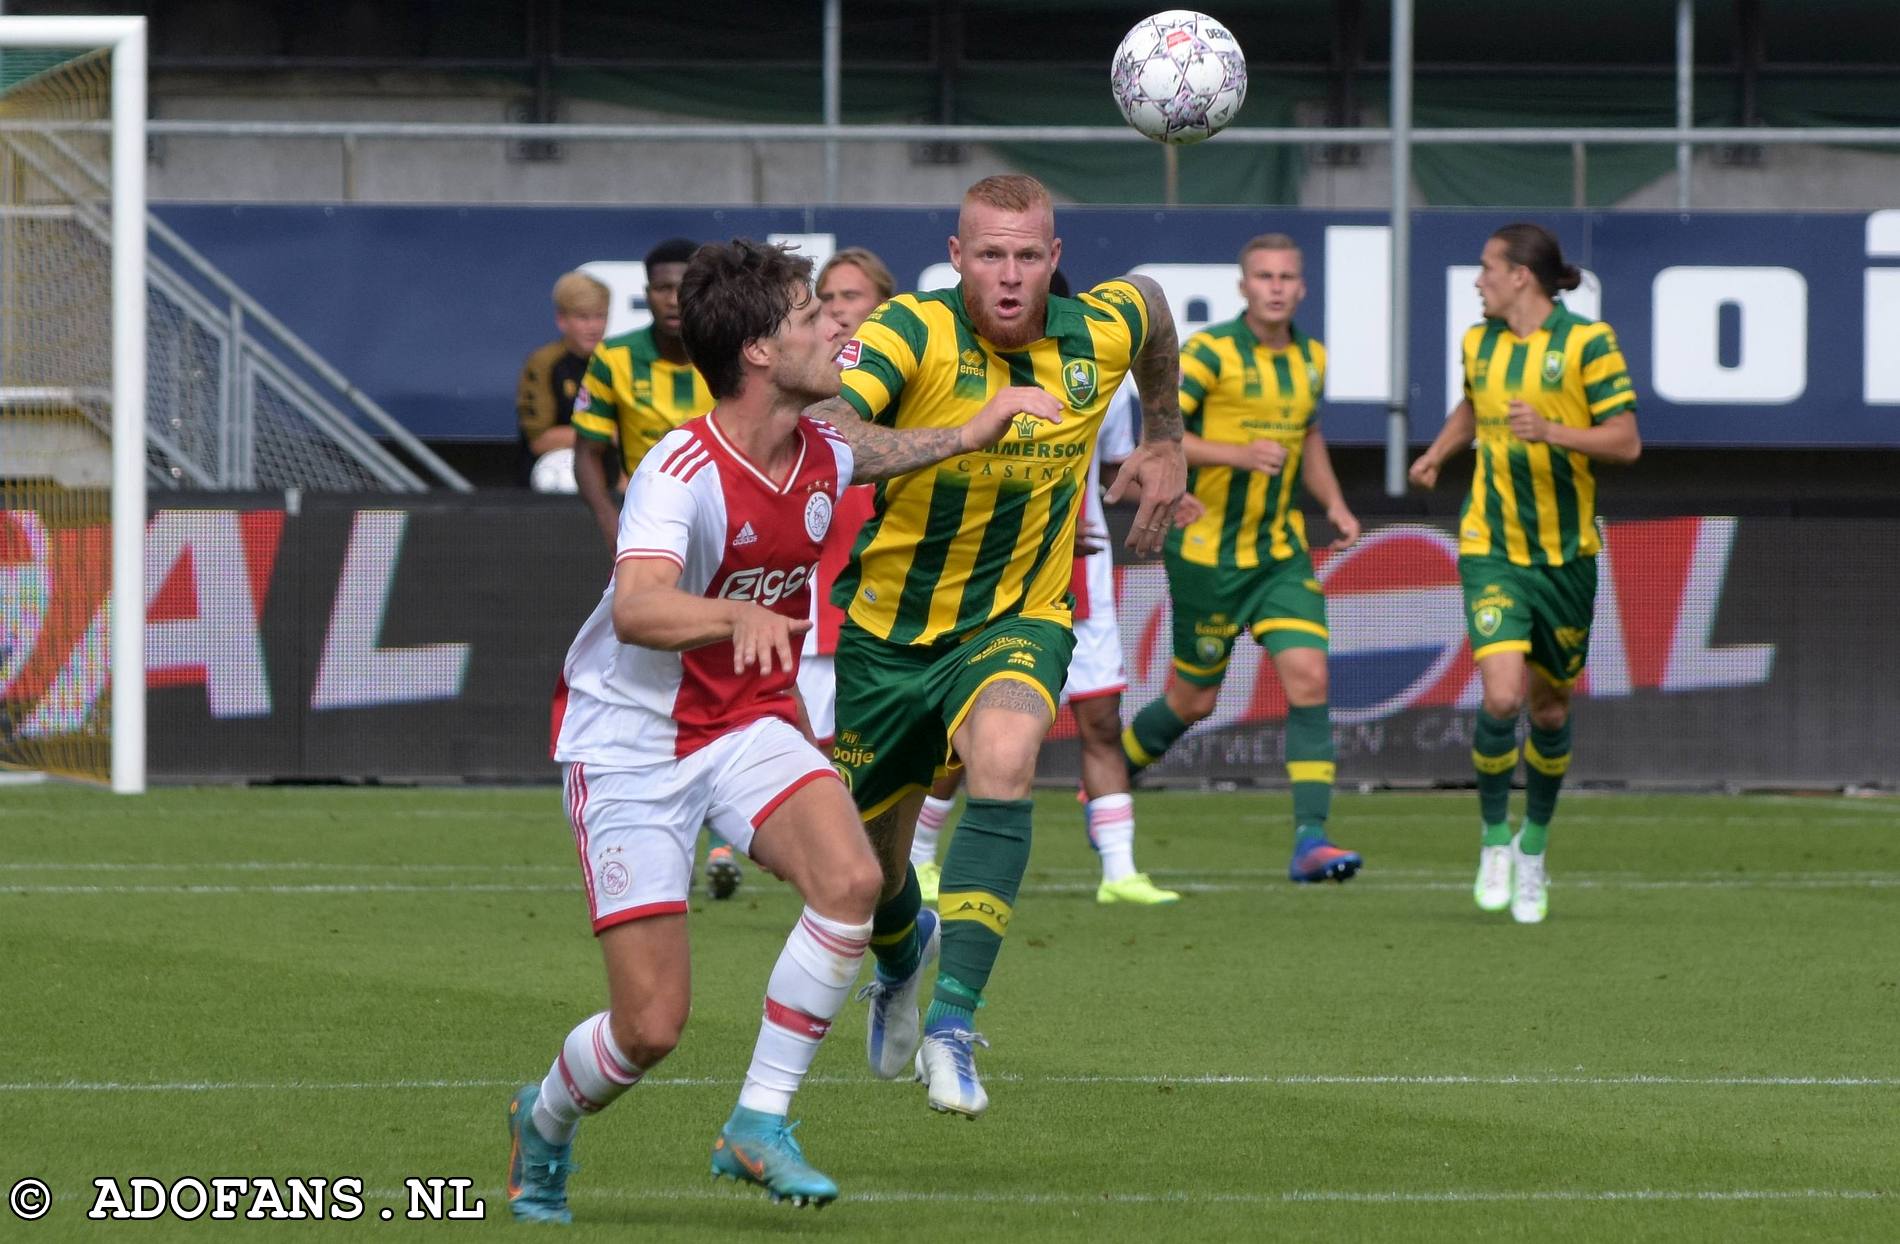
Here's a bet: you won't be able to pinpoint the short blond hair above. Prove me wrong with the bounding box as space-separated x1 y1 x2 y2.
1239 233 1302 267
819 247 895 302
962 173 1052 216
552 270 610 315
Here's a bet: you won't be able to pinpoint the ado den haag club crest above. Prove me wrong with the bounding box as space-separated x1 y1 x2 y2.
1062 358 1098 408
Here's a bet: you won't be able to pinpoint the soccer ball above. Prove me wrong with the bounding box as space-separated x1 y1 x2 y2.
1111 10 1248 145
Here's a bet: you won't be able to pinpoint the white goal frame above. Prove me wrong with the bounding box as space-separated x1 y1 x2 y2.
1 16 146 792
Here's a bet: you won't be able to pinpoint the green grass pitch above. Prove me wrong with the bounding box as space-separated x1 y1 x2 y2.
2 784 1895 1241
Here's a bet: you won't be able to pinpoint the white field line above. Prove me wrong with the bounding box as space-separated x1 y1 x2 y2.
535 1184 1894 1207
339 1184 1891 1209
5 862 1894 882
0 861 572 872
6 875 1897 895
45 1183 1888 1209
3 1072 1895 1093
289 1185 1899 1209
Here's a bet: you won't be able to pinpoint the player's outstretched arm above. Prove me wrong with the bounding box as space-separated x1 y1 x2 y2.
612 557 811 675
574 435 621 548
803 387 1063 483
1299 426 1360 550
1409 398 1476 490
1104 273 1188 555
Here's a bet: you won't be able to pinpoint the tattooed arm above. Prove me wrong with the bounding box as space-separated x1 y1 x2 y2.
1102 273 1189 555
805 386 1063 484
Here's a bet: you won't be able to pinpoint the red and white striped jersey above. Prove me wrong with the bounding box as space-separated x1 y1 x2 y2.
552 413 854 766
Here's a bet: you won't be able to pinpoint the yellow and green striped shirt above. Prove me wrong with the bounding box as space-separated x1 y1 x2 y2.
1460 305 1636 566
572 326 714 476
1172 318 1326 569
835 280 1150 646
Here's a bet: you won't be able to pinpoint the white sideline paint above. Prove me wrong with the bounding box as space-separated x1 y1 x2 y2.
46 1183 1886 1208
4 1072 1894 1093
7 875 1898 896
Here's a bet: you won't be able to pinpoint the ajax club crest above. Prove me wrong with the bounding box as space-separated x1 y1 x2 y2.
804 490 833 541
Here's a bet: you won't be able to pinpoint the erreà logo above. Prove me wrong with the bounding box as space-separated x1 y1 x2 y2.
1062 358 1098 408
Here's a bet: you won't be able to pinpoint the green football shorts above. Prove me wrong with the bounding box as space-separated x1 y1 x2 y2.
1164 550 1329 687
1458 554 1599 686
831 615 1075 820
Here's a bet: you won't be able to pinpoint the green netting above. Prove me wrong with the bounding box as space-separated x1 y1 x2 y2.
0 48 88 93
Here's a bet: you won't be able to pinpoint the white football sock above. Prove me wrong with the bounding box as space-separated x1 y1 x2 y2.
737 907 872 1117
1087 793 1138 883
911 795 955 866
533 1011 641 1144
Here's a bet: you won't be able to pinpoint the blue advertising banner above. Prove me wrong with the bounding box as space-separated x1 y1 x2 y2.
155 204 1900 448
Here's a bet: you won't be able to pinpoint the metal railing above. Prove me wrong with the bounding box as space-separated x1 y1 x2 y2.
2 125 471 492
14 4 1897 495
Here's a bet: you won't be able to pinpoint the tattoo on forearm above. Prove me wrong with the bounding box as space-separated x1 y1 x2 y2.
807 396 964 483
1124 275 1184 444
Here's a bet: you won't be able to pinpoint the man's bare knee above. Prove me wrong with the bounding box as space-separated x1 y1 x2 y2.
1527 683 1571 732
809 848 883 919
1168 680 1219 724
608 1002 686 1070
1072 696 1122 747
1482 692 1525 720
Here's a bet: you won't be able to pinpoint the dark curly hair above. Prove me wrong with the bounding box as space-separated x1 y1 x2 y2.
678 239 815 399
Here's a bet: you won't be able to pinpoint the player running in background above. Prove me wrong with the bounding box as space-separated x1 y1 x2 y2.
512 239 1055 1220
570 236 746 898
909 273 1181 909
1410 222 1640 924
806 174 1188 1118
796 248 893 749
1120 234 1365 885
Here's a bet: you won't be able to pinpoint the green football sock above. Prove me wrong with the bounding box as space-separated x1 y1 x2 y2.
1518 820 1550 855
1285 703 1335 833
924 976 980 1032
1123 699 1191 775
1522 720 1573 844
1472 710 1519 827
932 797 1033 1016
868 864 924 982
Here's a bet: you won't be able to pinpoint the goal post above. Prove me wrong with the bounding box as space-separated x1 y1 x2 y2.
0 17 144 792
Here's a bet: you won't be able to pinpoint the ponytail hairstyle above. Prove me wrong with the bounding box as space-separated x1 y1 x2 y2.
1492 222 1582 297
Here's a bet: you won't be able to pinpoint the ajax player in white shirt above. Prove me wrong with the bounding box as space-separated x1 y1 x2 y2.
512 239 1058 1219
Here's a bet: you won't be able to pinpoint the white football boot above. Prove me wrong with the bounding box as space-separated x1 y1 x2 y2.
855 908 940 1079
1510 834 1549 924
1474 844 1513 912
915 1026 990 1119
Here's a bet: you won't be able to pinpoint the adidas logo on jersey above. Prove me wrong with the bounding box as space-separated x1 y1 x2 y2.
733 522 759 547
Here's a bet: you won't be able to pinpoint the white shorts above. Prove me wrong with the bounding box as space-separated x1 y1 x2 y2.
795 653 837 744
1061 610 1127 704
562 716 837 933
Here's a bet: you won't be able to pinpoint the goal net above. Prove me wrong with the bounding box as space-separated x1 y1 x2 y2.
0 19 145 791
